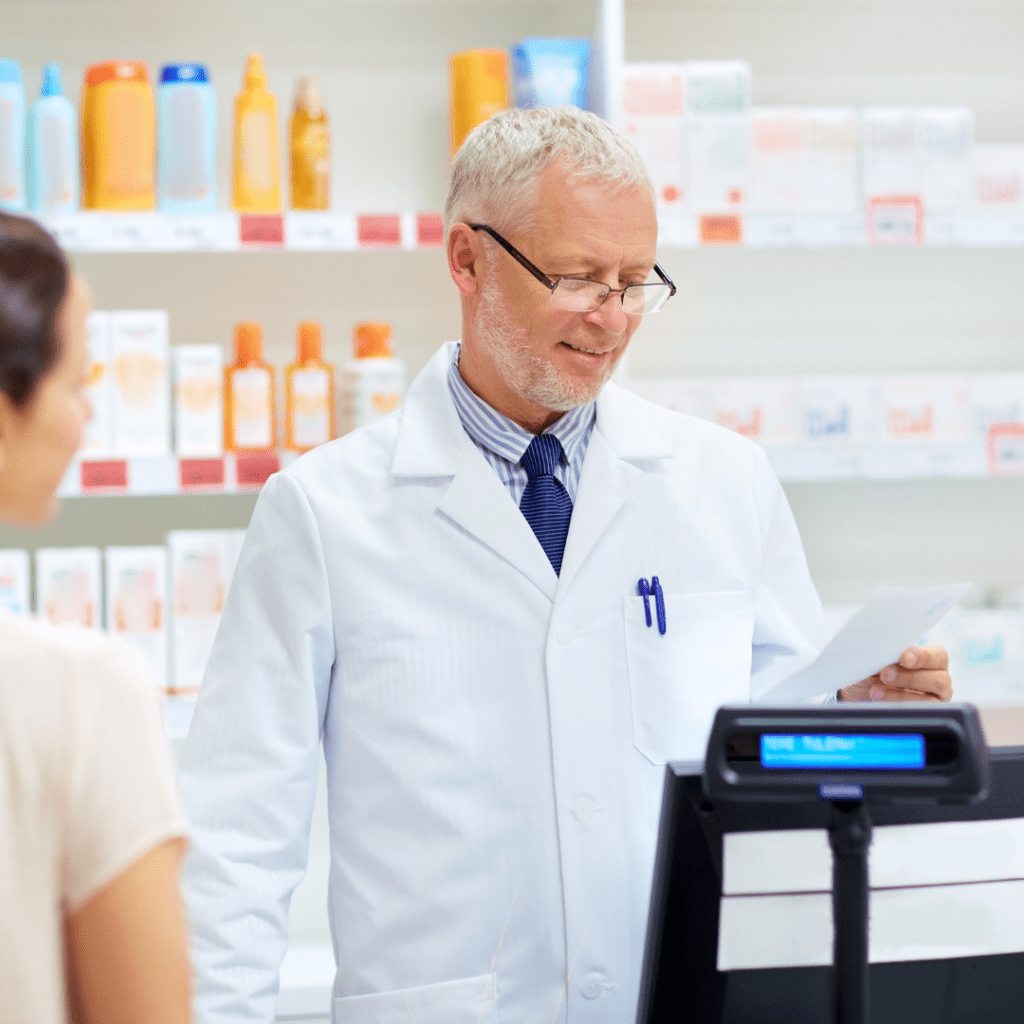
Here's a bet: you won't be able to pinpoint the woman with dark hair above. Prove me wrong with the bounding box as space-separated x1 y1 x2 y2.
0 211 191 1024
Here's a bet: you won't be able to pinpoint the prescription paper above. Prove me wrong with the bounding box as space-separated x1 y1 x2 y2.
760 582 972 702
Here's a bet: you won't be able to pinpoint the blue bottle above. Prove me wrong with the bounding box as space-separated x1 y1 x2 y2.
158 63 217 214
28 63 79 213
0 59 27 211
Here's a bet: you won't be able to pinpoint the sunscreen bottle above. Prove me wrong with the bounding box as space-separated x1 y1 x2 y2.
289 77 330 210
285 320 334 452
449 50 508 155
224 321 276 451
340 322 405 434
0 59 27 211
28 63 78 214
158 63 217 214
81 61 156 210
232 53 281 212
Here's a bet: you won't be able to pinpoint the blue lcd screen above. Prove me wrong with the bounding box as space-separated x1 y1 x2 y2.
761 733 926 770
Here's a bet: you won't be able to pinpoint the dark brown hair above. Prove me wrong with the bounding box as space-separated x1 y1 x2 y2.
0 211 70 407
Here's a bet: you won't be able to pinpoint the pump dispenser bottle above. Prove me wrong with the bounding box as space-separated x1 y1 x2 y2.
232 53 281 212
28 63 78 213
285 320 334 451
224 321 276 451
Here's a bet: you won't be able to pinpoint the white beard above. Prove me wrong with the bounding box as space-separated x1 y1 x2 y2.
474 285 620 413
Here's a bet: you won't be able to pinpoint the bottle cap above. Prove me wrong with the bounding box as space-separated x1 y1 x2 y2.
161 63 210 85
297 320 322 362
85 61 149 88
244 52 268 90
294 76 324 118
0 60 23 86
235 321 263 364
354 321 393 359
40 63 63 97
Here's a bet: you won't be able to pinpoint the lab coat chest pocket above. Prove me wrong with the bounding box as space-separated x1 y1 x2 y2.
624 591 755 765
333 973 496 1024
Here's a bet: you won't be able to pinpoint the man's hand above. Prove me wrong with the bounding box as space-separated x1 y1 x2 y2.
838 645 952 703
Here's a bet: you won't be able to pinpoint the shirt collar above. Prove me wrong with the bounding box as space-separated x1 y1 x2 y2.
447 343 596 467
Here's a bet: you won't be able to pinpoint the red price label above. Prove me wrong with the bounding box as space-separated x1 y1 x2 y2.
235 452 281 487
81 459 128 491
417 212 444 248
239 214 285 246
179 458 225 489
700 215 743 246
358 214 402 248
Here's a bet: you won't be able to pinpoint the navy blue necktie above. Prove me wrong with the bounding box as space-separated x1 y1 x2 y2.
519 434 573 576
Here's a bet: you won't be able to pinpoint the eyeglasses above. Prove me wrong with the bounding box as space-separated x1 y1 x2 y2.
469 224 676 316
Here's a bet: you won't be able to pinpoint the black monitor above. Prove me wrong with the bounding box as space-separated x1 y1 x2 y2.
637 746 1024 1024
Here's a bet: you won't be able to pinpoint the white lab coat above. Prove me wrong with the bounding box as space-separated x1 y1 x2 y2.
180 342 829 1024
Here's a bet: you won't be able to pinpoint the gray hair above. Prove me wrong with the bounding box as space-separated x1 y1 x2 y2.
444 106 653 241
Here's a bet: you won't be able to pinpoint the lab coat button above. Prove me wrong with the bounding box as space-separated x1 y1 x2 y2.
572 797 596 822
580 972 605 999
556 625 579 646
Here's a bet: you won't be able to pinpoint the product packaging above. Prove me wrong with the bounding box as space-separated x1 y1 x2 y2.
340 322 405 434
110 310 170 457
943 609 1024 707
0 549 30 615
511 38 590 110
105 546 168 690
35 547 102 629
82 310 113 458
970 374 1024 439
973 145 1024 210
81 61 156 211
882 375 971 442
233 52 282 212
620 63 687 212
27 63 78 214
919 107 974 212
286 320 335 452
224 321 275 451
0 59 27 211
802 108 860 213
749 108 805 212
158 63 217 215
800 377 884 443
860 107 919 200
450 49 509 156
168 530 230 694
174 344 224 457
290 77 330 210
707 377 800 445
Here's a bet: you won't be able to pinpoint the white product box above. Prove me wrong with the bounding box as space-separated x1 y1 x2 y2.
974 145 1024 209
173 344 224 457
970 374 1024 438
919 107 974 212
0 549 30 615
168 530 230 695
35 547 102 630
621 63 687 212
943 609 1024 707
110 310 170 458
800 377 885 443
105 546 168 690
82 311 112 458
685 62 751 215
708 377 801 445
861 107 919 200
882 375 971 442
802 108 860 213
749 108 805 212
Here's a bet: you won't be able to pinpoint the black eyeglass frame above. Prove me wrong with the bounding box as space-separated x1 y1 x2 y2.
468 223 676 313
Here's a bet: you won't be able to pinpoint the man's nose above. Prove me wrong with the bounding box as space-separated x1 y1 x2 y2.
585 290 628 334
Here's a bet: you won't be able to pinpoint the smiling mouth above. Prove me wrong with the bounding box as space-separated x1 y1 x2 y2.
561 341 614 356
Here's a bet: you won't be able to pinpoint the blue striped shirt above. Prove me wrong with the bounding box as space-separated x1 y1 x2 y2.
447 344 595 504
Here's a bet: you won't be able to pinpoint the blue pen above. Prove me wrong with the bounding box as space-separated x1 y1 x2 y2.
637 578 652 627
651 576 666 635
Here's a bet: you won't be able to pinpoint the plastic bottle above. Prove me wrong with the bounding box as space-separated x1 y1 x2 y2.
232 53 281 213
158 63 217 214
285 320 335 452
289 77 330 210
449 50 508 156
81 61 156 210
224 321 276 451
27 63 78 214
0 59 27 211
340 322 405 434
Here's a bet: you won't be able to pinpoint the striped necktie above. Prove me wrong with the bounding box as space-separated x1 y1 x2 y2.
519 434 573 576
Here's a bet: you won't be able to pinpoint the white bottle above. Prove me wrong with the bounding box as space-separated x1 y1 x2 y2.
174 344 224 457
340 321 405 434
28 63 78 214
0 59 27 211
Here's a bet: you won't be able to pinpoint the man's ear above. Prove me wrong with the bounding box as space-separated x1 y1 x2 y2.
447 223 482 297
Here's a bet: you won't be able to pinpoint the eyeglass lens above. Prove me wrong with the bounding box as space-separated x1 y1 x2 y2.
551 279 673 315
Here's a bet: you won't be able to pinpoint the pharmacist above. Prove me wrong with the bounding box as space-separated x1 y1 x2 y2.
180 107 951 1024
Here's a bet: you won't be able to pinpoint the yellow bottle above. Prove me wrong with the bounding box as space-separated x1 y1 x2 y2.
81 61 156 210
232 53 281 212
450 49 509 156
290 78 330 210
285 320 335 452
224 321 276 452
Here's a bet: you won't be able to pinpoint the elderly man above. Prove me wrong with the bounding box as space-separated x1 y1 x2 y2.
180 107 950 1024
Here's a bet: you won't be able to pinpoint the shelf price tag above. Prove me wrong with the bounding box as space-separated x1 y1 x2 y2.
416 213 444 248
104 214 166 251
867 196 924 246
179 458 226 490
285 213 356 250
39 214 100 251
234 452 281 488
987 424 1024 476
239 214 285 247
357 214 402 249
81 459 129 492
699 215 743 246
167 214 238 251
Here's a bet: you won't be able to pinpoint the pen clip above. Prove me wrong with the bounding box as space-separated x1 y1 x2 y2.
637 577 652 627
651 576 666 635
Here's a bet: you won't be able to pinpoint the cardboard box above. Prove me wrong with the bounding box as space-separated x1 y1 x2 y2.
174 344 224 457
35 547 102 629
82 311 112 458
105 546 168 690
110 310 170 458
0 549 30 616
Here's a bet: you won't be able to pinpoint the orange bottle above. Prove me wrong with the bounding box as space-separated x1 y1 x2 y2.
232 53 282 212
224 321 276 451
449 49 509 155
289 77 330 210
285 320 335 452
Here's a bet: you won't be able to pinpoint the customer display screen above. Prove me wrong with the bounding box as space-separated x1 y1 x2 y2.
760 733 927 770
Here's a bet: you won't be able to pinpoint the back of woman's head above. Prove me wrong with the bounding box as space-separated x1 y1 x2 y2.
0 212 70 408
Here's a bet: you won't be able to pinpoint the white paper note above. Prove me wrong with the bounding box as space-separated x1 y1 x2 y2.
759 582 972 702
